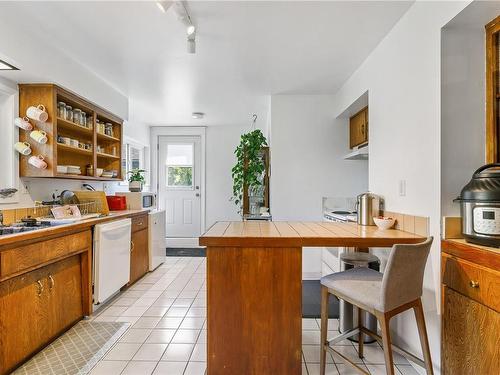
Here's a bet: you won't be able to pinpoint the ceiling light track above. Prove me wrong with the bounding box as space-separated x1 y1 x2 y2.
156 0 197 54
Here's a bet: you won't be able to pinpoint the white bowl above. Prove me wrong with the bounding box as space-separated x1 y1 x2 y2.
96 168 104 177
373 217 395 230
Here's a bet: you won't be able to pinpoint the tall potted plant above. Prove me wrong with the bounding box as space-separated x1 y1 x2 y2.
128 169 146 192
231 129 268 215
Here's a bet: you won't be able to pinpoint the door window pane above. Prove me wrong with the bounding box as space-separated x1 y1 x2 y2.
166 143 194 188
167 166 193 187
166 144 193 165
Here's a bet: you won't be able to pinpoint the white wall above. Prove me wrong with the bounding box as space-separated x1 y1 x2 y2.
0 6 128 120
205 125 248 227
270 95 368 278
441 27 485 217
331 2 470 372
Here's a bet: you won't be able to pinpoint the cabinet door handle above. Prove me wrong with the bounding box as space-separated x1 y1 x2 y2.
469 280 480 288
48 275 55 291
131 240 135 253
36 280 44 297
137 221 143 226
361 123 365 136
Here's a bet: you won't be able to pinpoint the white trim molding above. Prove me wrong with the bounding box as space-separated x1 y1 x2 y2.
150 126 207 236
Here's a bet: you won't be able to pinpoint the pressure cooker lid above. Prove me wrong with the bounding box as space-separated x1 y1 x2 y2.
458 163 500 202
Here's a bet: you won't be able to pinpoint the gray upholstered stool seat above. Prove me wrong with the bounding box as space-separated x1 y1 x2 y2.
321 267 383 312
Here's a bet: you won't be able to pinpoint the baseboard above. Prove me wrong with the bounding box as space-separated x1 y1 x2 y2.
302 272 321 280
166 237 201 248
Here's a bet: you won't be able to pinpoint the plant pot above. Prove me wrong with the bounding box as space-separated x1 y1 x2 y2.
129 181 143 192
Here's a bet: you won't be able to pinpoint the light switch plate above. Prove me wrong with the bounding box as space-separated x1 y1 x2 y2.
399 180 406 197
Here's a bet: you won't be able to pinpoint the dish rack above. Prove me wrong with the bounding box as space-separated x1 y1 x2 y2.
32 201 102 220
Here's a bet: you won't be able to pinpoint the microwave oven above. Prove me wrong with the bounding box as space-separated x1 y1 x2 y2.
116 192 156 210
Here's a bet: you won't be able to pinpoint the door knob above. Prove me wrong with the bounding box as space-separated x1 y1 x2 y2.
196 193 200 197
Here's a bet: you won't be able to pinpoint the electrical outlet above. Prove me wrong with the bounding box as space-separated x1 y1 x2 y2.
399 180 406 197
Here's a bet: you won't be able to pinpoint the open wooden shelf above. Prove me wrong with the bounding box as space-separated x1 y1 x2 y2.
97 132 120 142
57 143 93 156
97 152 120 160
19 84 123 181
57 117 93 136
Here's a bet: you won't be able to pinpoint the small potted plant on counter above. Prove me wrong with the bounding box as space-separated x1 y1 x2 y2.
128 169 146 192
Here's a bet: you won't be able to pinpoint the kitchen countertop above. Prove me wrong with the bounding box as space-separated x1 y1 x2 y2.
0 209 149 248
199 220 424 247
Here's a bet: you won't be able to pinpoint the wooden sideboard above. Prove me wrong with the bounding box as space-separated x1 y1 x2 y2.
441 239 500 374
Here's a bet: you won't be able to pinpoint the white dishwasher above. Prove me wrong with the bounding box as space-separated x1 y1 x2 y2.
93 218 131 304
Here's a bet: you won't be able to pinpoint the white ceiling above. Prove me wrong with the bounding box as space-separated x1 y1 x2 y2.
0 1 413 126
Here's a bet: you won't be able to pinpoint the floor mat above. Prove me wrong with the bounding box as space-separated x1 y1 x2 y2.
303 280 339 319
13 321 128 375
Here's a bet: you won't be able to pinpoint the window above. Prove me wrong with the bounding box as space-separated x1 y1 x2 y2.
166 144 193 188
121 141 149 186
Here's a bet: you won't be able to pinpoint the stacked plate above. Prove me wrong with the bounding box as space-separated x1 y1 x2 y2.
58 165 81 175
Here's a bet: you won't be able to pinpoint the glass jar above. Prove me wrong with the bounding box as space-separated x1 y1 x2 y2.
66 105 73 122
57 102 66 119
73 109 82 125
87 115 93 129
80 111 87 127
105 123 113 137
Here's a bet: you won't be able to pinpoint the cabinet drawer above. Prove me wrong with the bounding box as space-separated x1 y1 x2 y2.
0 230 91 280
131 214 148 232
442 254 500 312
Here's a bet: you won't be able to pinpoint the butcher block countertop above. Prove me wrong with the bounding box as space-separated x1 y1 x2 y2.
199 220 425 247
0 209 148 248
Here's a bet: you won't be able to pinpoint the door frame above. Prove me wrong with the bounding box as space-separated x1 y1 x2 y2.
151 127 206 246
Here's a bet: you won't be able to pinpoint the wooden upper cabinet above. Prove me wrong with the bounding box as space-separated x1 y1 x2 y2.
18 84 123 181
349 107 368 149
486 16 500 163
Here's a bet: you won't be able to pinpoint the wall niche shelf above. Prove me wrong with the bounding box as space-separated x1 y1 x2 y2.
19 84 123 181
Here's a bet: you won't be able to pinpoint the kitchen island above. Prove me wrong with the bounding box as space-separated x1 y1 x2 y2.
199 221 425 375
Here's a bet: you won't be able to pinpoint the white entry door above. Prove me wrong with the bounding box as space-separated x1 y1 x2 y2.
158 136 202 239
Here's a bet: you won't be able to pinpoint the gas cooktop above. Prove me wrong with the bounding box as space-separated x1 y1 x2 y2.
0 219 56 236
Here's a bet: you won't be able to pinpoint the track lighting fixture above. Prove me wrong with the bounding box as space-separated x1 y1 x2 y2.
157 0 197 54
0 59 18 70
156 1 172 13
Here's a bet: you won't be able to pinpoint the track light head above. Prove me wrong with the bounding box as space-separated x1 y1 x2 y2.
187 38 196 54
156 1 172 13
187 25 196 36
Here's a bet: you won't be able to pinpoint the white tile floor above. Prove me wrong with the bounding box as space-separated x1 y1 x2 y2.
88 257 421 375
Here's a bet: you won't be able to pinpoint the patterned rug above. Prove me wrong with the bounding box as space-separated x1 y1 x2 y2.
13 321 128 375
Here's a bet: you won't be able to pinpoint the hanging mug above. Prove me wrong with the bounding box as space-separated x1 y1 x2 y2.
14 142 32 155
14 117 33 131
26 104 49 122
30 129 48 144
28 155 47 169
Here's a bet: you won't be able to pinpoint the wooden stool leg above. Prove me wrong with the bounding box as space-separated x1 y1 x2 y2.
413 299 434 375
377 311 395 375
357 307 364 359
320 286 329 375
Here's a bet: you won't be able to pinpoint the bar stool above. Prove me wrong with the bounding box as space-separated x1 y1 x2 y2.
319 237 434 375
339 252 380 343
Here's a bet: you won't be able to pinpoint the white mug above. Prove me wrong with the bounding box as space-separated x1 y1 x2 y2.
28 155 47 169
26 104 49 122
30 129 48 144
14 141 32 155
14 117 33 131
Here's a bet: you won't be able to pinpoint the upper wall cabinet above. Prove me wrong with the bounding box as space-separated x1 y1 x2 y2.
349 106 368 149
18 84 123 181
486 16 500 163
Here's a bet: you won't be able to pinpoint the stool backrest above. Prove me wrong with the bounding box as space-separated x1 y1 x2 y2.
380 237 433 311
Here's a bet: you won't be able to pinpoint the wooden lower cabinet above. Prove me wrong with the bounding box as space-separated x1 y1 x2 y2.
442 240 500 375
442 287 500 374
0 255 84 374
129 215 149 285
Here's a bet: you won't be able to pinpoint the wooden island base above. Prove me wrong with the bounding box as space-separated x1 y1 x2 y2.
200 221 425 375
